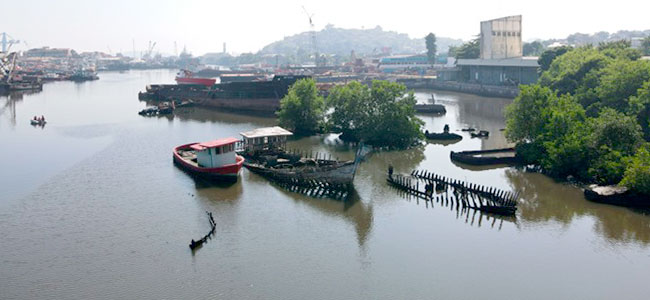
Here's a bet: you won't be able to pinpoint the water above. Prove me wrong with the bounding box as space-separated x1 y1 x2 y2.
1 69 649 300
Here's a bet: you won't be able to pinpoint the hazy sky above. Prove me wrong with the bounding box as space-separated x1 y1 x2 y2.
4 0 649 56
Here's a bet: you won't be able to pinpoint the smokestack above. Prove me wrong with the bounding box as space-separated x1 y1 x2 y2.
223 42 226 54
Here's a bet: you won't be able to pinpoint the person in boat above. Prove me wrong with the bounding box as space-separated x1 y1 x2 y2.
443 124 450 133
33 116 38 121
41 115 45 122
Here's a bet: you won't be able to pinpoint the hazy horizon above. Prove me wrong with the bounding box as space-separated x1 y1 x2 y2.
4 0 649 56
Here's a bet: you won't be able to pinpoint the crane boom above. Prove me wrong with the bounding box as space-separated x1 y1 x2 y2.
301 6 319 67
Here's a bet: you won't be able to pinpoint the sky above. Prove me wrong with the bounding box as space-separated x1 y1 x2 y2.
3 0 649 56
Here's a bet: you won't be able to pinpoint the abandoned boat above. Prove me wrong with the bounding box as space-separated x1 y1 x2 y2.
415 104 446 114
173 137 245 179
450 148 519 166
239 126 361 189
470 130 489 138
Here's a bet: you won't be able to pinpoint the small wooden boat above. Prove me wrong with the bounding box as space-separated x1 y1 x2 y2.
424 130 462 140
158 102 173 114
30 118 46 126
415 104 446 114
173 138 245 179
584 185 650 208
138 106 159 116
470 130 489 138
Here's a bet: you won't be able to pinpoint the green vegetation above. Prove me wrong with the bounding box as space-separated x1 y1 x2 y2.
326 80 423 148
537 46 572 71
506 42 650 193
620 143 650 194
278 79 423 148
277 78 324 136
449 39 480 59
642 36 650 56
425 33 437 64
523 41 544 56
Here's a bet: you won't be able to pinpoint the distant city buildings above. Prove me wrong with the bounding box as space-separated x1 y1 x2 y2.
378 54 429 74
24 47 78 58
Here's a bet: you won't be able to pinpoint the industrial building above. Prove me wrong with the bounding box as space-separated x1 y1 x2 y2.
439 15 540 90
480 15 523 59
456 57 539 85
378 54 429 74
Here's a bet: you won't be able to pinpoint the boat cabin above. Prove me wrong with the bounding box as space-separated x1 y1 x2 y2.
190 137 240 168
240 126 293 154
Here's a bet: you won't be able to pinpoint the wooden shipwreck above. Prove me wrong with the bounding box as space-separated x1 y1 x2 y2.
238 127 363 198
386 167 518 216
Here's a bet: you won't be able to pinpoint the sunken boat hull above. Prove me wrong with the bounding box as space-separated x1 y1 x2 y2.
450 148 519 166
424 132 462 140
244 160 358 187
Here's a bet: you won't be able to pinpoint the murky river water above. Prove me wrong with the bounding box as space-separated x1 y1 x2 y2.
1 69 649 299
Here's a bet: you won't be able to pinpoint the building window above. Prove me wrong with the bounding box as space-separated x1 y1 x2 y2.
492 31 496 36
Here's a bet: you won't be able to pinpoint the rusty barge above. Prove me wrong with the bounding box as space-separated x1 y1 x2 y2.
139 75 309 114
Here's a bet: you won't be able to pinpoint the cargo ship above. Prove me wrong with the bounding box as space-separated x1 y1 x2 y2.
175 70 216 86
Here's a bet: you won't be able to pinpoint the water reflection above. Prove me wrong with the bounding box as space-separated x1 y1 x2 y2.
451 160 511 171
506 169 650 245
287 187 374 248
0 91 35 127
426 138 462 146
391 187 516 230
175 108 277 128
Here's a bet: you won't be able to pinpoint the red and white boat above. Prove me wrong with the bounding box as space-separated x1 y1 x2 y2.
173 138 245 179
175 70 216 86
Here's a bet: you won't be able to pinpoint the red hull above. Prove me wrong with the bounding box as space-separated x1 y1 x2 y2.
173 143 244 178
175 77 216 86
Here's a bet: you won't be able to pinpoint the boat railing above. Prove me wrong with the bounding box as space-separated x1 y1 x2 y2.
235 140 245 153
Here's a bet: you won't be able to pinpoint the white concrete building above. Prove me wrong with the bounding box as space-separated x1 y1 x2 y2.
480 15 523 59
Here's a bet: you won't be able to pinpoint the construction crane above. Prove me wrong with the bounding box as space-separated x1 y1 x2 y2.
1 32 20 53
143 41 157 61
0 52 18 82
301 6 319 67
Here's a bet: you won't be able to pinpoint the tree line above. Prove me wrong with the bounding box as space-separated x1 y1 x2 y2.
505 41 650 195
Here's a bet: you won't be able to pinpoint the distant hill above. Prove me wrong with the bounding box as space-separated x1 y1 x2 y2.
259 24 463 56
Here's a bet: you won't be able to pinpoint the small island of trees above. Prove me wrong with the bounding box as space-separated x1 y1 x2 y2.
277 78 423 149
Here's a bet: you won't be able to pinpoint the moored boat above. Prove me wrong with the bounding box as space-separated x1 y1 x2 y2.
30 119 47 126
173 138 245 179
470 130 490 138
175 70 216 86
424 124 462 141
